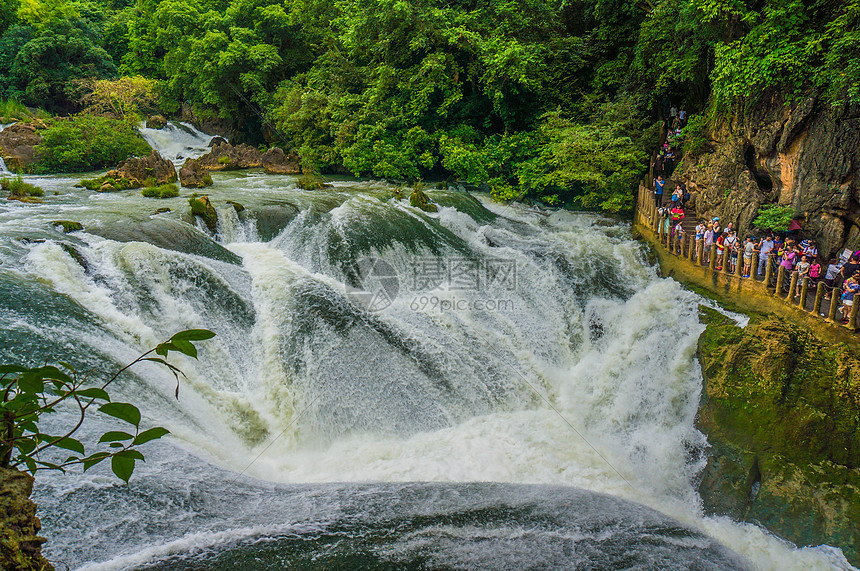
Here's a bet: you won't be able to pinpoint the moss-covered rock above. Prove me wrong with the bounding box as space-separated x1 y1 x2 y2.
409 187 438 212
0 468 53 571
51 220 82 233
141 184 179 199
697 307 860 564
189 195 218 232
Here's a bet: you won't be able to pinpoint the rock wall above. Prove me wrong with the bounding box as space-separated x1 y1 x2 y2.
696 307 860 565
680 92 860 259
0 468 52 571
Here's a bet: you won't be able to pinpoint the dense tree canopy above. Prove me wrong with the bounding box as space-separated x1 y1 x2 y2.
0 0 857 209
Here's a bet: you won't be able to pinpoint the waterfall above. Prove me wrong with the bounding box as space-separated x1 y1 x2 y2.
0 181 852 570
137 121 223 165
0 123 13 173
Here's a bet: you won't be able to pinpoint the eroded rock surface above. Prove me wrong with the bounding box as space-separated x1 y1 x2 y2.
680 94 860 258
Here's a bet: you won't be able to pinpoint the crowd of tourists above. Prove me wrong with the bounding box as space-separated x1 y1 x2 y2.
652 105 687 208
657 207 860 323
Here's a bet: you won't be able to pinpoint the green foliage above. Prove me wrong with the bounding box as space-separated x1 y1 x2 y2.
141 183 178 198
0 329 215 482
0 97 29 119
1 175 43 197
682 114 709 156
753 204 795 231
34 114 150 173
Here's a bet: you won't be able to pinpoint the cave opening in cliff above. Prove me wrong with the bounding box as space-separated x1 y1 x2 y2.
744 143 774 193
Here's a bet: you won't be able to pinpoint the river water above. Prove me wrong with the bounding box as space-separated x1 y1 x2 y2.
0 146 853 569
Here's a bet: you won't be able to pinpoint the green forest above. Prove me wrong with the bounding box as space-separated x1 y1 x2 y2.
1 0 858 210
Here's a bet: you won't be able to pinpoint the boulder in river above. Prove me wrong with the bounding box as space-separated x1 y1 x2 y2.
189 194 218 232
52 220 82 233
146 115 167 129
409 188 438 212
0 123 43 171
81 150 177 191
262 147 301 174
178 161 214 188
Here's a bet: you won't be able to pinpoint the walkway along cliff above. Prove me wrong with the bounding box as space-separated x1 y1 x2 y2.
633 184 860 565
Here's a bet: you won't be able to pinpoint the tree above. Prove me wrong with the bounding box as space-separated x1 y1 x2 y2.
0 329 214 483
753 204 795 232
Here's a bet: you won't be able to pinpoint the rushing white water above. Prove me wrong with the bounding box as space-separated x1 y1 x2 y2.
0 156 8 174
137 121 222 165
0 168 854 570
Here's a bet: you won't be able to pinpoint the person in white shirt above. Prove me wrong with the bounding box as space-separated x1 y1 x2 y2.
724 231 739 273
794 255 810 297
703 223 715 263
742 237 755 277
757 235 775 276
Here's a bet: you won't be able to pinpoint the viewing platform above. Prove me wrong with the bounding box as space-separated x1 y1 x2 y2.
633 184 860 338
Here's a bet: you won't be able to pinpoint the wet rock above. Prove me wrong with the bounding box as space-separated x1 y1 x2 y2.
184 141 263 172
60 243 89 271
189 195 218 232
296 174 328 190
81 150 176 191
409 188 438 212
52 220 82 233
261 147 301 174
0 468 53 571
0 123 42 171
681 92 860 259
146 115 167 129
696 307 860 565
208 136 228 147
178 161 213 188
226 200 244 213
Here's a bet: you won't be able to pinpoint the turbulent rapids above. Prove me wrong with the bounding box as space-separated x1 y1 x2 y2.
0 167 853 569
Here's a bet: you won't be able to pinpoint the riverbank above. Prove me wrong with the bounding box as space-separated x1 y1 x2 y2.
633 187 860 565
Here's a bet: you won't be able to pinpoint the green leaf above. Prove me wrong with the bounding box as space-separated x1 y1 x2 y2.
133 427 169 446
170 329 216 341
82 452 110 471
155 342 175 357
98 402 141 427
77 387 110 401
17 438 36 455
35 366 73 384
54 437 85 455
170 339 197 359
115 449 145 461
0 365 27 375
111 454 135 483
17 372 45 394
98 431 134 443
109 442 124 448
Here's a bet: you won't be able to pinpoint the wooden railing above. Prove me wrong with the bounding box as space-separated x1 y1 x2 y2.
634 184 858 330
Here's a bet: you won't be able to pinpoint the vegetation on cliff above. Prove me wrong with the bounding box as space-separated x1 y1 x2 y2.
697 307 860 564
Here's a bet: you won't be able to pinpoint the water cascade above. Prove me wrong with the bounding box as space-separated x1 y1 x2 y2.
0 123 12 173
0 154 853 569
137 121 222 165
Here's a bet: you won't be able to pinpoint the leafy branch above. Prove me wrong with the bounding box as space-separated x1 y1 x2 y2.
0 329 215 483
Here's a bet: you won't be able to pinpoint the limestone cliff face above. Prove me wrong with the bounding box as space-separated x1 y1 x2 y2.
681 93 860 258
696 307 860 565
